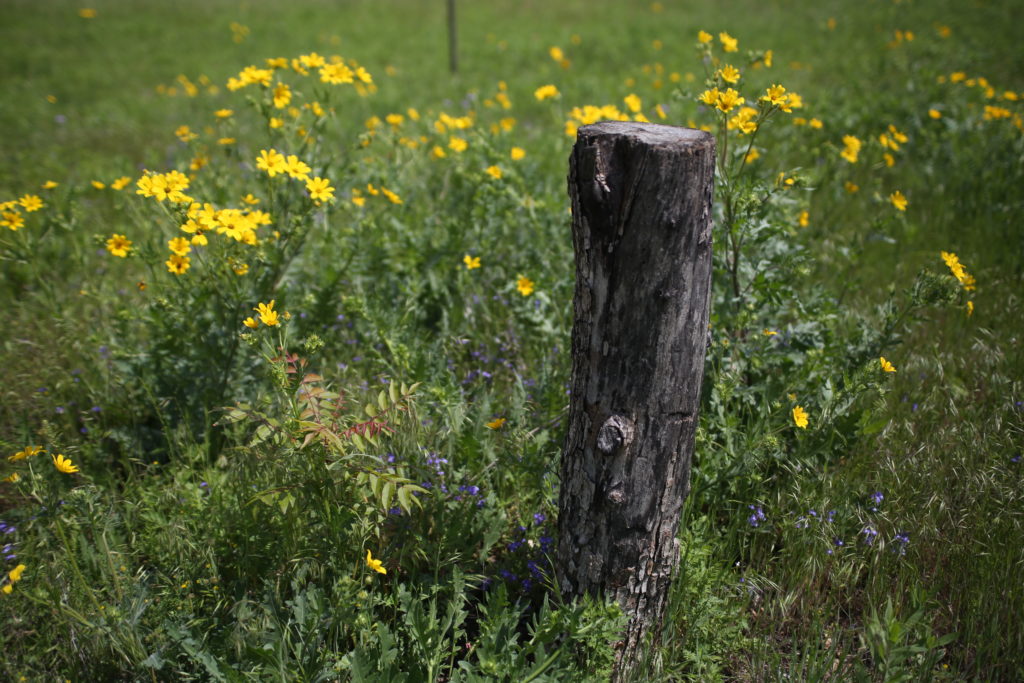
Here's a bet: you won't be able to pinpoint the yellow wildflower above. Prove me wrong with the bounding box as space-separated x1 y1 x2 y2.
9 446 42 462
880 357 896 373
699 87 720 107
534 84 559 101
105 234 132 257
840 135 861 163
285 155 311 180
486 417 507 429
792 405 809 429
254 300 280 326
365 549 387 575
320 62 354 84
52 454 79 474
175 125 197 142
719 32 738 52
19 195 43 212
715 88 744 113
306 177 335 203
889 191 908 212
485 165 502 180
243 317 259 329
168 237 191 256
463 254 481 270
697 30 713 44
166 254 191 275
516 276 535 296
256 149 287 177
449 136 468 153
718 65 740 84
761 84 788 107
510 146 526 160
1 211 24 231
272 82 291 109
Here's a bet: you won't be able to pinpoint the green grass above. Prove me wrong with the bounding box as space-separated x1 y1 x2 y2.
1 0 1022 680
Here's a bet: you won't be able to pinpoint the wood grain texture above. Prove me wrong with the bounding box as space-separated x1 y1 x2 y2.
556 122 715 679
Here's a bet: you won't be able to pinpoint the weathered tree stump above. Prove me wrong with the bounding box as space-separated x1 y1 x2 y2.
556 121 715 679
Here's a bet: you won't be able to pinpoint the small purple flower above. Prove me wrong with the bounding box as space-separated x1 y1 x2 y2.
55 406 65 414
861 526 878 546
893 531 910 555
747 505 766 527
533 512 546 525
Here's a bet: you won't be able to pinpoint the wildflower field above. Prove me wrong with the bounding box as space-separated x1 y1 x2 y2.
1 0 1022 679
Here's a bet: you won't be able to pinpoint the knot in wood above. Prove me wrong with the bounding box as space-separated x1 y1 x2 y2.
597 415 635 455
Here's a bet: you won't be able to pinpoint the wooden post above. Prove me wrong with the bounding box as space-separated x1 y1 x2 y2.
446 0 458 74
557 122 715 679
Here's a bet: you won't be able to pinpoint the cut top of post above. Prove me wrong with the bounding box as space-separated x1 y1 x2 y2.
575 121 714 152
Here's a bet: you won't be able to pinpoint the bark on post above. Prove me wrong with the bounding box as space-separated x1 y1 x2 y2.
557 122 715 679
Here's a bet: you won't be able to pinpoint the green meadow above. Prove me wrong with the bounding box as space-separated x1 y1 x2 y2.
1 0 1022 679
